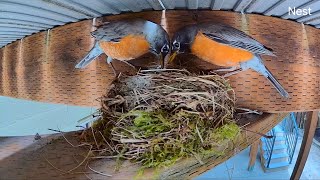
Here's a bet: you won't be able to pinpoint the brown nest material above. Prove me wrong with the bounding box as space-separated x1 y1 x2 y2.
84 69 240 169
104 69 235 118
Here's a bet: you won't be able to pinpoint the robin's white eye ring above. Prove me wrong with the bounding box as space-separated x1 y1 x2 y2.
174 42 180 48
162 45 169 52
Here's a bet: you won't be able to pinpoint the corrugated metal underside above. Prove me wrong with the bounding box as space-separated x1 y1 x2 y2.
1 0 320 48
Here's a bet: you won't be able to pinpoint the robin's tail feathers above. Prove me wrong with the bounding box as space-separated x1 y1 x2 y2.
264 46 273 52
263 46 276 56
75 43 103 69
240 56 289 98
265 67 289 98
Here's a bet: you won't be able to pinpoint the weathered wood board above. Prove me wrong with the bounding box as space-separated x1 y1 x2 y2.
93 113 288 179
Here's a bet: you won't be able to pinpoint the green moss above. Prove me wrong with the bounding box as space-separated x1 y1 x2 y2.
113 110 240 170
208 122 240 144
119 110 172 138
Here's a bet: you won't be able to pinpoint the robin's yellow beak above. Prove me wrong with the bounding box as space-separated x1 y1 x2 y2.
168 52 177 64
159 53 164 68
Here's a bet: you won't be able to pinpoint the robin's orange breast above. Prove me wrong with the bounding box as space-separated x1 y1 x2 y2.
99 35 150 61
191 32 254 67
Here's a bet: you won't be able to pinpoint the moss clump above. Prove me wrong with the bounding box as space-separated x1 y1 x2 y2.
208 122 240 145
120 110 173 138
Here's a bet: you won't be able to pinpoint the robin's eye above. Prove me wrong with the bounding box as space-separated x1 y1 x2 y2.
162 45 169 52
174 42 180 48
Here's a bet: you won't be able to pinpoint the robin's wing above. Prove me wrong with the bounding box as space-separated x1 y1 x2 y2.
199 24 275 56
91 19 147 42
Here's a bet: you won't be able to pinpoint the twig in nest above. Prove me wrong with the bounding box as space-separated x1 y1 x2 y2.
120 139 148 143
181 109 201 115
140 68 190 74
84 161 93 180
48 128 91 148
84 173 93 180
45 129 94 175
91 126 99 149
90 156 118 159
43 155 68 174
88 163 112 177
239 122 251 129
66 145 93 173
236 108 263 115
42 155 90 175
196 123 204 144
48 128 64 133
99 131 115 152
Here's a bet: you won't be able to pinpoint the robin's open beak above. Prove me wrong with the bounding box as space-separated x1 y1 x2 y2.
168 52 177 64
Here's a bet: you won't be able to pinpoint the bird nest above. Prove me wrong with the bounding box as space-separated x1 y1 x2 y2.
83 69 241 170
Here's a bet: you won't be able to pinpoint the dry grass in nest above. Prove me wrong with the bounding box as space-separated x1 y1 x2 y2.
83 69 240 169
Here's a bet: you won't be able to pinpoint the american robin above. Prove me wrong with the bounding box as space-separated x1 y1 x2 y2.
75 19 170 75
169 23 289 98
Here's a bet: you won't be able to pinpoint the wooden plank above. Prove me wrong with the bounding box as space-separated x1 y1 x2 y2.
290 111 318 180
0 112 288 179
248 140 260 171
94 113 288 179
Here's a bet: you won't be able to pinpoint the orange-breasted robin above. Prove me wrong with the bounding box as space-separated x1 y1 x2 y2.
75 19 170 75
169 23 289 98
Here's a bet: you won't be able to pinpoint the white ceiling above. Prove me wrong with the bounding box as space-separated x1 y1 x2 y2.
1 0 320 48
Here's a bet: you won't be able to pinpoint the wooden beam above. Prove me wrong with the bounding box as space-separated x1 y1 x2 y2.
290 111 318 180
248 140 260 171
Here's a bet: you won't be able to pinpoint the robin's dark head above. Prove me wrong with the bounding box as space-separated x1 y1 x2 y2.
157 34 170 68
169 25 198 63
148 28 170 68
